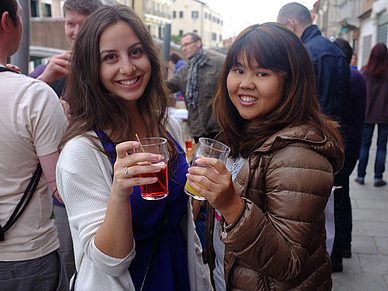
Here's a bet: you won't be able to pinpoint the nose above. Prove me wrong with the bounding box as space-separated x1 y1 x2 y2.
73 24 82 37
119 58 136 75
239 76 255 89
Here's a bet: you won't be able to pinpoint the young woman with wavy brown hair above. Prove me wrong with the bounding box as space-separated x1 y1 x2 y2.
55 5 210 291
186 23 344 290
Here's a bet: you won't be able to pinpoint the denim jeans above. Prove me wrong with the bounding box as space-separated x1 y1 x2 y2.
0 249 69 291
357 123 388 180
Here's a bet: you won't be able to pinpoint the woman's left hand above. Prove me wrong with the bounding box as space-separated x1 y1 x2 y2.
187 157 243 224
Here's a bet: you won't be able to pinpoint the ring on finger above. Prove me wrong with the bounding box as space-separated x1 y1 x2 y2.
124 166 130 177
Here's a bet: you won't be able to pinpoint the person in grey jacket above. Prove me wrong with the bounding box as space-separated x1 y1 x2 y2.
167 32 223 143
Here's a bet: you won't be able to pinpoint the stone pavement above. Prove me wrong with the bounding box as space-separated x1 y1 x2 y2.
332 130 388 291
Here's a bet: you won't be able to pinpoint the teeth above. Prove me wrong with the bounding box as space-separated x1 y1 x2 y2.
119 78 138 85
240 96 257 102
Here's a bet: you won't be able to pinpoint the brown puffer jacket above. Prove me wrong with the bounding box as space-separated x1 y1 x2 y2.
206 124 344 291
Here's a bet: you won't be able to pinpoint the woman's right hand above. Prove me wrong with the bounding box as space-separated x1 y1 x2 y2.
112 141 162 198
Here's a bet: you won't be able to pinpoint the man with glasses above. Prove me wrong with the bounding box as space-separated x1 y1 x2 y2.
167 32 223 143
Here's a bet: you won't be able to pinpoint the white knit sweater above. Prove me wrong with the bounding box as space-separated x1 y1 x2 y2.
56 116 212 291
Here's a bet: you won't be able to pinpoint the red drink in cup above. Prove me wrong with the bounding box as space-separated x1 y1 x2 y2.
134 137 169 200
139 161 168 200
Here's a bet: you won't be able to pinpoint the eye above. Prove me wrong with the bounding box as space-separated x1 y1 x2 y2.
130 48 143 57
257 72 268 77
232 68 244 74
102 54 116 61
67 22 74 27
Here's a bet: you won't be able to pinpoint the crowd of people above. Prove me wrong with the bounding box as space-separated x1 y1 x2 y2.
1 0 387 290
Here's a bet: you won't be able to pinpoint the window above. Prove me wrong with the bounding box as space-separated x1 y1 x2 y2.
212 33 217 41
30 0 39 17
204 12 207 19
192 11 199 18
146 0 150 13
193 29 197 33
179 11 183 18
179 30 183 36
361 35 371 67
173 11 176 18
219 35 222 42
42 3 52 17
377 12 388 45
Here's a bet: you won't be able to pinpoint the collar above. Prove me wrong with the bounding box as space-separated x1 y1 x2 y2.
300 25 321 44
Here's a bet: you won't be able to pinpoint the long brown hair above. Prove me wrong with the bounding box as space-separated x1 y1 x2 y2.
59 5 177 161
362 42 388 82
214 23 341 158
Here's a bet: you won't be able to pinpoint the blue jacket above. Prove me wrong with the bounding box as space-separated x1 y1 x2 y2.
301 25 350 126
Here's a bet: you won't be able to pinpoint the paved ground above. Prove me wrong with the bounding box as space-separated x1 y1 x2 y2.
332 130 388 291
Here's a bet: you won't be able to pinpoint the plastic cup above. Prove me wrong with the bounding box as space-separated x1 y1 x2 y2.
134 137 169 200
184 137 230 200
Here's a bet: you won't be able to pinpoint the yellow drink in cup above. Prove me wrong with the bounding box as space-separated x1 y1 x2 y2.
184 179 206 200
184 138 230 201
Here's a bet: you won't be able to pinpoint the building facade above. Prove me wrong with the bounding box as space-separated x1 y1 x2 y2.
312 0 388 68
170 0 223 48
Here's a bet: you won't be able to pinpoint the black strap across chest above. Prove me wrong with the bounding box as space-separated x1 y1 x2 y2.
0 66 42 242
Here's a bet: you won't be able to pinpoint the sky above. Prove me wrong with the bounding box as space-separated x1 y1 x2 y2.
202 0 318 38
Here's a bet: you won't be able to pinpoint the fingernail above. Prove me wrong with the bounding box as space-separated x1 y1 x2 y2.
150 154 158 160
133 142 139 147
153 165 161 171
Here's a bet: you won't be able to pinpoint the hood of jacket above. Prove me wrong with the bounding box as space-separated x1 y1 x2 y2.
251 123 344 174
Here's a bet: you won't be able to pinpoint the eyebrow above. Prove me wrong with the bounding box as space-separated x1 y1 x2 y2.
99 41 142 55
234 61 261 69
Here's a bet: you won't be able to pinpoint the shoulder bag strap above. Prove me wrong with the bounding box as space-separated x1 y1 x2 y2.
0 67 42 242
0 67 19 73
0 163 42 242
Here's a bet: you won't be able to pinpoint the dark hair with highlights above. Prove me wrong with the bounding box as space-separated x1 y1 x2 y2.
362 43 388 82
59 4 177 162
213 23 341 158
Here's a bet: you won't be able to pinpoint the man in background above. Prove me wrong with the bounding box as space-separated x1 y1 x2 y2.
277 2 350 127
330 37 366 272
0 0 68 289
28 0 102 280
167 32 223 143
278 3 351 273
29 0 102 97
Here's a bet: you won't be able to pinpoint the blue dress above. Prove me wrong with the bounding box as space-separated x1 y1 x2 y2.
96 130 190 291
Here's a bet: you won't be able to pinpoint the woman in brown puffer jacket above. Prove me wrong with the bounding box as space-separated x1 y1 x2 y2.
186 23 344 291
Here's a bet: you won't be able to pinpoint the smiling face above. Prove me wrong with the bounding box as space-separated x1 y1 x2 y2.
63 9 90 47
99 21 151 106
227 53 284 121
